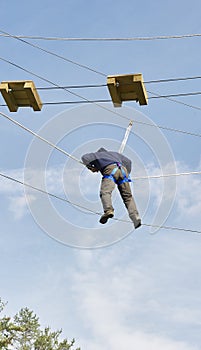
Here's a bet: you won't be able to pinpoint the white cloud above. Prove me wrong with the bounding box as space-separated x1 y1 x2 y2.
70 248 199 350
8 194 35 220
81 331 195 350
175 175 201 219
135 161 201 228
0 166 65 220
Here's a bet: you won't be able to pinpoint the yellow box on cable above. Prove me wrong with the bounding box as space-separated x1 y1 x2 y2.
107 73 148 107
0 80 42 112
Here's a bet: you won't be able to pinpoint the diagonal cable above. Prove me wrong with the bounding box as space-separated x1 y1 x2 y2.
148 90 201 111
0 29 106 77
1 57 201 138
1 170 201 236
0 111 83 165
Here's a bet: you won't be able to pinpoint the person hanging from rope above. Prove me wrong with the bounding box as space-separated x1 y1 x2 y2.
81 148 141 229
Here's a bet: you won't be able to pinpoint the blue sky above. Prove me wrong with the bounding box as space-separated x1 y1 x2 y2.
0 1 201 349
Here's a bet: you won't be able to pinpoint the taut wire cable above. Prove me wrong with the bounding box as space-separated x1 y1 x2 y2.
0 106 201 181
1 51 201 138
1 33 201 41
0 171 99 214
0 107 200 179
3 29 201 112
132 170 201 180
0 111 83 165
147 90 201 111
1 56 201 140
1 29 201 113
0 30 106 77
0 170 201 235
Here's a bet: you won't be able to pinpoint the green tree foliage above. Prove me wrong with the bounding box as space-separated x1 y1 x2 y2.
13 307 40 350
0 298 23 349
34 327 77 350
0 299 80 350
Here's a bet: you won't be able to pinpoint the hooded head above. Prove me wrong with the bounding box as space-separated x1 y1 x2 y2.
97 147 107 152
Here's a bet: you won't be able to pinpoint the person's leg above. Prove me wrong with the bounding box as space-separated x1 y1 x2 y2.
118 182 141 229
100 177 115 212
100 164 118 212
99 164 117 224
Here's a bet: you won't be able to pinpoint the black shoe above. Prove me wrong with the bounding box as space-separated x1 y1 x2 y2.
99 211 114 224
135 219 141 229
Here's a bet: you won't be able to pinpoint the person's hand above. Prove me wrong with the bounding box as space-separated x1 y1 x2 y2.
90 167 99 173
87 165 98 173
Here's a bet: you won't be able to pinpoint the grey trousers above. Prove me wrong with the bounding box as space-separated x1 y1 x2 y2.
100 164 140 225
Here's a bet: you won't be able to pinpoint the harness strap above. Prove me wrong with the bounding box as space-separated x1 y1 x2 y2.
102 164 131 185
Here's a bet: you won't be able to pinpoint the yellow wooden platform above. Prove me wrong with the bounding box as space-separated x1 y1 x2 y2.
107 73 148 107
0 80 42 112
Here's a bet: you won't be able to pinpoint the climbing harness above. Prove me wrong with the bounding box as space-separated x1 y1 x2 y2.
102 162 131 185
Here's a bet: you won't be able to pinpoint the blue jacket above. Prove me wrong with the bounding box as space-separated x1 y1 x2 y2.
81 148 132 174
